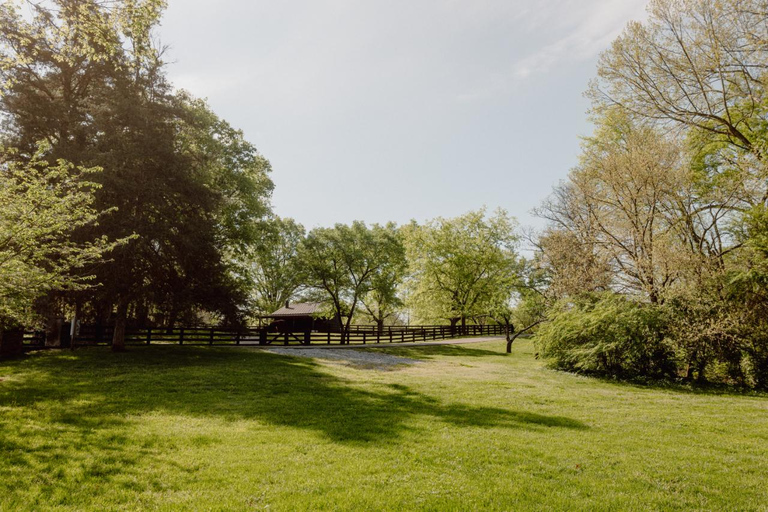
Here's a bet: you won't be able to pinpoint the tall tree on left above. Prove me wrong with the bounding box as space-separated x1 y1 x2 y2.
0 1 274 350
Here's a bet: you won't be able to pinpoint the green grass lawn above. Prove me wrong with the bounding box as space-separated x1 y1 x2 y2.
1 340 767 511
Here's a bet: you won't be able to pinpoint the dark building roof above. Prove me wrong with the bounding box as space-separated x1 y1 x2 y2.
269 302 324 318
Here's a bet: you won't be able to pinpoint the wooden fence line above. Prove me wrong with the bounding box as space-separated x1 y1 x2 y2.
23 324 506 348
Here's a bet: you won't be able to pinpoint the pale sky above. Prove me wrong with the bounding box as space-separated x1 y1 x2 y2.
159 0 649 230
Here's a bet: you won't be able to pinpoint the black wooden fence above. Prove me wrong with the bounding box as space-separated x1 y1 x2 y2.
23 324 506 348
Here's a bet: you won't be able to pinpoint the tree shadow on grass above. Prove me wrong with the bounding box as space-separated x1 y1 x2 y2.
0 347 587 449
0 347 589 506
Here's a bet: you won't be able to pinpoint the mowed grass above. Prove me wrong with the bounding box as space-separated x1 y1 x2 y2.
1 340 767 511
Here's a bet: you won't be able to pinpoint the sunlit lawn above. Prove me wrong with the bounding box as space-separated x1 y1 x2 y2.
1 339 767 511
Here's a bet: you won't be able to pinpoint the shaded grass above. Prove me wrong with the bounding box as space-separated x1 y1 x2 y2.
1 340 767 511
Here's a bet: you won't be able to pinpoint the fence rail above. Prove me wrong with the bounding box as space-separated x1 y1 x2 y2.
23 324 506 348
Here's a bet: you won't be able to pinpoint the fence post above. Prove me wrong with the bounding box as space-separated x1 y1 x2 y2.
304 330 311 346
179 328 184 345
389 330 393 343
327 332 331 345
146 327 151 345
259 329 267 346
236 331 241 345
210 328 214 345
362 333 366 345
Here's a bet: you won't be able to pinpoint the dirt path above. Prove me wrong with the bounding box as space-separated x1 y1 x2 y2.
261 336 507 370
259 335 505 350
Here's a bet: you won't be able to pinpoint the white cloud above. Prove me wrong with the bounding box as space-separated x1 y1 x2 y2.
442 0 649 103
158 0 651 229
511 0 648 80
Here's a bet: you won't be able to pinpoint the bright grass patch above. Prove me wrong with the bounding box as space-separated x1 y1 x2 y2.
1 340 767 511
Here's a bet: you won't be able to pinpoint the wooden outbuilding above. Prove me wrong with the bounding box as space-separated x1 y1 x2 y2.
266 301 341 333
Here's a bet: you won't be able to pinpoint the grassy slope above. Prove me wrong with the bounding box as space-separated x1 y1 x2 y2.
0 340 766 511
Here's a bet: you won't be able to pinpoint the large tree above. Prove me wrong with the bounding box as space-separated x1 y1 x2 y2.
403 209 519 330
537 109 750 303
539 110 687 303
590 0 768 200
0 0 273 349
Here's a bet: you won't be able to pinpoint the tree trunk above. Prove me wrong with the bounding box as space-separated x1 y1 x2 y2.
135 300 149 328
112 298 129 352
376 318 384 335
449 318 459 337
70 300 80 351
506 319 546 354
166 305 178 334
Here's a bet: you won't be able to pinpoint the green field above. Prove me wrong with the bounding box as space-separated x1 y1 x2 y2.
1 340 766 511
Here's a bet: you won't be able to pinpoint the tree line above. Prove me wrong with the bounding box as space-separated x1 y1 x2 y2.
3 0 767 389
528 0 768 389
0 1 521 350
244 210 519 344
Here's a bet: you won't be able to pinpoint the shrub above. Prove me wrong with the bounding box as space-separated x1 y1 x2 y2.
536 294 678 380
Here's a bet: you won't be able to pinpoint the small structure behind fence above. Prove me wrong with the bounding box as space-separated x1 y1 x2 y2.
22 324 506 348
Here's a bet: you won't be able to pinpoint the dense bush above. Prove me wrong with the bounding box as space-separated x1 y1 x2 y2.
536 291 768 389
536 294 678 380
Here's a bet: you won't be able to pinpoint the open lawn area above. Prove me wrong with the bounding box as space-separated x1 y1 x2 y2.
1 340 767 511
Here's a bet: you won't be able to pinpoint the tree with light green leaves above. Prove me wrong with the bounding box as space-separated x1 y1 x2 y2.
358 223 408 333
299 222 403 344
0 144 117 330
590 0 768 202
403 208 519 331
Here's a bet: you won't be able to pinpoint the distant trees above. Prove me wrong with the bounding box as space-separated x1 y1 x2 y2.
359 223 408 333
246 217 306 317
0 0 273 349
299 222 404 344
403 209 519 330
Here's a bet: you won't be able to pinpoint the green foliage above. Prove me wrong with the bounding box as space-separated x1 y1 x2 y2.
244 216 306 317
537 294 678 380
0 0 274 333
535 0 768 388
404 208 519 325
359 223 408 329
175 93 274 253
0 143 118 329
723 205 768 387
300 222 403 341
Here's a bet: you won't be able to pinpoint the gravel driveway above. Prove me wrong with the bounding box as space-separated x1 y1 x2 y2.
267 348 421 370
